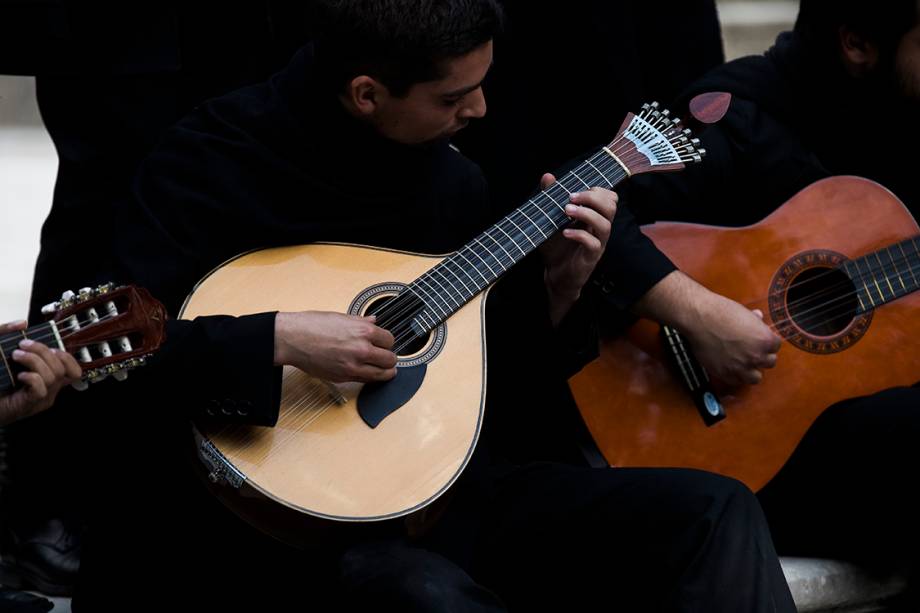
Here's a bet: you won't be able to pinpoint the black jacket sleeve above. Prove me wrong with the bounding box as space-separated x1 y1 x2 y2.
112 153 284 426
149 314 282 426
591 200 677 312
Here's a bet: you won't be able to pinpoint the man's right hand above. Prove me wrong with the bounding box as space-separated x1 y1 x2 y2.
273 311 398 383
680 293 781 387
634 271 781 387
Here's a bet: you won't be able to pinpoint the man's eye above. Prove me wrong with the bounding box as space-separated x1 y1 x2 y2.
443 97 462 106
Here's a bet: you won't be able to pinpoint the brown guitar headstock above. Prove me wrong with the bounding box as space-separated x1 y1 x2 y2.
42 283 167 387
606 101 707 177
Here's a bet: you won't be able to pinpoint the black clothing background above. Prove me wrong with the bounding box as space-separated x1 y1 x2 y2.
618 30 920 573
622 31 920 223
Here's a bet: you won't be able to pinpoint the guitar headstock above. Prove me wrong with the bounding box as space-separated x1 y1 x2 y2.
41 283 167 387
606 101 706 177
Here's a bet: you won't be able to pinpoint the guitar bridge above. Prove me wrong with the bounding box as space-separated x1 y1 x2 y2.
661 325 725 426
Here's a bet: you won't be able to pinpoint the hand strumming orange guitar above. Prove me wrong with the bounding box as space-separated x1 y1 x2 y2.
571 176 920 492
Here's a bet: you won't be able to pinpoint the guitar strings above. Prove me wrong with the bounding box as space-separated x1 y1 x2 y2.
0 310 123 351
754 255 920 334
752 240 920 313
374 141 640 351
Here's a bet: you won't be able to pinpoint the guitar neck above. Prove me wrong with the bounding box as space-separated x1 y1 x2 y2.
0 322 61 395
844 235 920 312
406 147 629 329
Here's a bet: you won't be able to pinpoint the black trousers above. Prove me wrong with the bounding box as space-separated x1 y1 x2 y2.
759 384 920 567
338 463 796 612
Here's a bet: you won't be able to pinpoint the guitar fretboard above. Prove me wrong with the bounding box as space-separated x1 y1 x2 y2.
406 147 627 332
843 235 920 312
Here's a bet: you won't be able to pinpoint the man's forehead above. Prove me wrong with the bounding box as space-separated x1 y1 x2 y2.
432 42 494 94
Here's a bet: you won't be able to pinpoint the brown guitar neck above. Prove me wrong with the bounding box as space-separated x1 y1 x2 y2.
843 235 920 312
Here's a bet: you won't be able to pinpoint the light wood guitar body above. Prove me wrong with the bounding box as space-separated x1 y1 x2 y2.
181 244 486 535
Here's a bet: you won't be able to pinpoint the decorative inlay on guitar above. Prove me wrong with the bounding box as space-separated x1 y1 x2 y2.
180 100 714 543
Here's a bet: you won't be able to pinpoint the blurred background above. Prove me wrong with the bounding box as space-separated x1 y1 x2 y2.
0 0 797 322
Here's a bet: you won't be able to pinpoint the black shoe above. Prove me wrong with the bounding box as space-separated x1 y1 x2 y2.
0 517 80 597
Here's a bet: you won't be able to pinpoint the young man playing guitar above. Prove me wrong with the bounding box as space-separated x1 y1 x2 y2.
73 1 795 610
597 0 920 604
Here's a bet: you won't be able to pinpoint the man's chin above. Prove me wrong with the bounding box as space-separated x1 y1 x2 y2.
418 128 467 148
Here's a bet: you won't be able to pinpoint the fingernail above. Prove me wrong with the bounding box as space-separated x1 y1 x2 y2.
19 339 34 349
565 204 577 213
12 349 24 359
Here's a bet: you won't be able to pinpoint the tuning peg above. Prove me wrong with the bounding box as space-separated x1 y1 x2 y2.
42 289 75 315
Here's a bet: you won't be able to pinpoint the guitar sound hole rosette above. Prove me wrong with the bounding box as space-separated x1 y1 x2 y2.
348 282 447 367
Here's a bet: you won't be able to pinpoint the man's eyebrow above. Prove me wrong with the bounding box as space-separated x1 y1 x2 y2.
442 80 485 98
442 61 493 98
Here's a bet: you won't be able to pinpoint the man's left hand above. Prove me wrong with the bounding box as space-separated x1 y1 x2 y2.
539 173 617 326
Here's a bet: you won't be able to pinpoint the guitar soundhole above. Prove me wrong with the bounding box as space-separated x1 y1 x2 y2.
769 249 872 355
348 282 447 366
364 295 431 356
786 267 858 336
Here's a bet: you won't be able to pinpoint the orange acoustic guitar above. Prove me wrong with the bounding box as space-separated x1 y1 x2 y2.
0 283 166 396
570 176 920 492
177 99 720 545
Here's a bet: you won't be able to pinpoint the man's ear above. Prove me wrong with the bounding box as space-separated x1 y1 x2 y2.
838 25 880 76
342 75 388 116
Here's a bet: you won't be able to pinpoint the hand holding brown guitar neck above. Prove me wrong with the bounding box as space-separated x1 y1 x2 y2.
0 319 82 426
0 284 166 426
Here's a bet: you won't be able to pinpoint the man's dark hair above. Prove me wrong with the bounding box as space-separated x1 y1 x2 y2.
794 0 919 58
312 0 503 97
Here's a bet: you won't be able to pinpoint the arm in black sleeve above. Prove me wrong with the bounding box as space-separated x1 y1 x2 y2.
148 314 282 426
590 199 677 312
112 132 284 425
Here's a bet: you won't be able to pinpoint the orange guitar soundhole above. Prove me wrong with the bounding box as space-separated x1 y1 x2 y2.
570 176 920 492
768 249 873 354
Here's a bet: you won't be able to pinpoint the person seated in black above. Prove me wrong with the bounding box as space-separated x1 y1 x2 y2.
603 0 920 604
0 3 313 595
72 1 796 610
